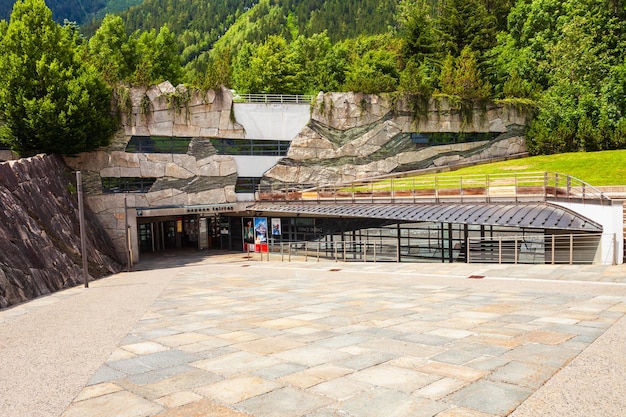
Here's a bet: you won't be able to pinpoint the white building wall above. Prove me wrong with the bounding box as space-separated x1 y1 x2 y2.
553 200 624 265
233 102 311 140
233 155 284 177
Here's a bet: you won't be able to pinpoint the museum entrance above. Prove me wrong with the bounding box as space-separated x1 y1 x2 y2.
137 215 222 253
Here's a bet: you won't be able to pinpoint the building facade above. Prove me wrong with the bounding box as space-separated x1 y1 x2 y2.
63 82 622 265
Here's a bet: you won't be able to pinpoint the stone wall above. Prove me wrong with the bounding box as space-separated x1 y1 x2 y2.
64 83 243 258
264 92 529 184
0 155 122 308
122 82 244 138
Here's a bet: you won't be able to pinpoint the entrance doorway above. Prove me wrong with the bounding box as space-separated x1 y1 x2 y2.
137 215 223 253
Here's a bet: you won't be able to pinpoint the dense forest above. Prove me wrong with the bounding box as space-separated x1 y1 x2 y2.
0 0 110 23
1 0 626 156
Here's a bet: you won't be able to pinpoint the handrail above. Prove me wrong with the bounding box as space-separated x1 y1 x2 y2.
233 93 314 104
244 232 611 265
257 172 610 204
467 232 610 265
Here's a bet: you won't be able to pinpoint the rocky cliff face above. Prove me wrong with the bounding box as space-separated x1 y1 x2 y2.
0 155 122 308
264 92 529 185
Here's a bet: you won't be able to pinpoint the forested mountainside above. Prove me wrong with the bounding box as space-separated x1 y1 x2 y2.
117 0 398 42
0 0 114 23
81 0 402 76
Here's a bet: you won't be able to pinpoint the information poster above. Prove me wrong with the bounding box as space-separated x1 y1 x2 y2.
254 217 267 243
271 218 282 236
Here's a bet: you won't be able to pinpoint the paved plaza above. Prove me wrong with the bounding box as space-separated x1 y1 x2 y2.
2 251 626 417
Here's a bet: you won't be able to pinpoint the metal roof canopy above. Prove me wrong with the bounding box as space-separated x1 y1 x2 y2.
247 202 603 232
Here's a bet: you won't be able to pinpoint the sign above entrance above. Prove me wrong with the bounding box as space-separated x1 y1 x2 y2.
135 203 238 217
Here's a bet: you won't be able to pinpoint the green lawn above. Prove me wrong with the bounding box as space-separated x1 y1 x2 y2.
340 150 625 194
412 150 626 186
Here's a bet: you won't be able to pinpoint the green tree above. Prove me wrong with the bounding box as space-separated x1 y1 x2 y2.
397 0 442 64
0 19 7 39
88 14 137 84
438 0 497 58
602 59 626 122
202 47 233 89
0 0 117 156
399 58 436 96
343 49 399 93
341 34 401 94
438 46 491 101
232 35 297 93
151 25 183 85
290 31 338 93
132 25 183 85
482 0 516 32
500 0 626 153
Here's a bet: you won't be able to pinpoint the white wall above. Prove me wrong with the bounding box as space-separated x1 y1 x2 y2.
233 155 283 177
233 102 311 140
553 200 624 265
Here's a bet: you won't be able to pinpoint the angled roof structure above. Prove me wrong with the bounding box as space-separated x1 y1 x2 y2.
247 202 603 232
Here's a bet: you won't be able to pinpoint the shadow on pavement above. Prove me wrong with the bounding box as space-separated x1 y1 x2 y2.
129 248 249 271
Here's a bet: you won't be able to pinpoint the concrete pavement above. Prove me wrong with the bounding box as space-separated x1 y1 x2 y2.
2 251 626 417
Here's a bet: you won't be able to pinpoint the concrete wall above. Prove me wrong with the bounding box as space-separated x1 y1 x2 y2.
554 200 624 265
233 102 312 141
233 155 283 178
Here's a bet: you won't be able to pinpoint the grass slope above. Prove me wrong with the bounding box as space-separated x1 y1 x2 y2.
422 150 626 186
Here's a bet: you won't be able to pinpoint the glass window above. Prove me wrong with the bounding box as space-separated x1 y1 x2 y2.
102 177 156 193
126 136 191 153
411 132 500 147
235 177 262 193
209 139 290 156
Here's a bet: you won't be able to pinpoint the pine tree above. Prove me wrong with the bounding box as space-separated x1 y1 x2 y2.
438 46 491 100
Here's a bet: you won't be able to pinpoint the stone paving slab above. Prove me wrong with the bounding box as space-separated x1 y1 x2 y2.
3 252 626 417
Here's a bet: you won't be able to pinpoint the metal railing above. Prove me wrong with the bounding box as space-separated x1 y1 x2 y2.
233 94 314 104
467 233 614 265
244 233 614 265
246 239 400 263
258 172 610 204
